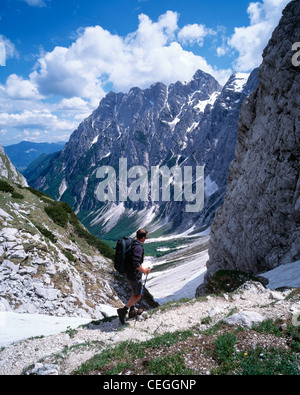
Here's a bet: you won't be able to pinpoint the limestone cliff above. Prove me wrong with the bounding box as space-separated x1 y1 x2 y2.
197 0 300 293
0 144 28 187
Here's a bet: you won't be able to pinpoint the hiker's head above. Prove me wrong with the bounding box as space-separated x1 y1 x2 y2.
136 229 148 242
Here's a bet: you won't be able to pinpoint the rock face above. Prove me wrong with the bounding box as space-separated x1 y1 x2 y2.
0 180 122 318
0 144 28 187
198 0 300 291
30 70 258 239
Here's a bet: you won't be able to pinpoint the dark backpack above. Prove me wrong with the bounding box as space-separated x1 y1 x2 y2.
114 237 133 273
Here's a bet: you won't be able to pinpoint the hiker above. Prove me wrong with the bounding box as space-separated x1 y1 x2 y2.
117 229 151 324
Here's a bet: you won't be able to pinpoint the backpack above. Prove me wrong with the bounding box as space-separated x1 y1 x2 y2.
114 237 133 273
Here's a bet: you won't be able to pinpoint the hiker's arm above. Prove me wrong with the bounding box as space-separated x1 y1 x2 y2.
132 243 150 274
131 244 143 268
137 265 151 275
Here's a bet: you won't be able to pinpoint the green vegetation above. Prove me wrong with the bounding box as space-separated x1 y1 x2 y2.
44 200 114 260
62 250 77 262
0 179 14 193
237 347 299 375
72 315 300 375
45 202 69 228
11 191 24 199
73 330 194 375
147 352 194 375
35 225 57 243
214 332 237 364
0 179 24 199
0 177 114 260
203 270 267 294
25 187 53 202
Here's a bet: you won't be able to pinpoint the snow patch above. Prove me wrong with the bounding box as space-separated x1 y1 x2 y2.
58 179 67 200
91 135 99 146
166 117 180 132
91 203 125 233
0 312 92 348
147 250 208 304
227 73 249 92
261 260 300 290
186 122 199 134
194 91 219 113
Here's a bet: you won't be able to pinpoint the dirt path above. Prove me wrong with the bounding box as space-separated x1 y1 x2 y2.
0 281 298 375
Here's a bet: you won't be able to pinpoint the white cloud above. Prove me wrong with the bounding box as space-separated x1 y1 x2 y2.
216 45 227 57
0 11 234 144
0 109 76 132
228 0 290 71
29 10 230 104
2 74 42 100
0 35 19 60
178 24 216 46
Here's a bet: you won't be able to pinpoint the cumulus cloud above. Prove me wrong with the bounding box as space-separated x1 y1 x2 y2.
29 10 229 105
0 109 76 130
228 0 290 71
0 11 233 144
178 24 216 46
2 74 42 100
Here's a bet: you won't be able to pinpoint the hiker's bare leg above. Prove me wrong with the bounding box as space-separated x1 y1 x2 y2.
126 294 141 309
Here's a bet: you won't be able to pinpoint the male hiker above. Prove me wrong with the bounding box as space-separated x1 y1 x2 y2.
117 229 151 324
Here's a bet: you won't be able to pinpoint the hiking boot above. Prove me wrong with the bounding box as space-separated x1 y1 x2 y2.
117 308 127 324
128 308 144 319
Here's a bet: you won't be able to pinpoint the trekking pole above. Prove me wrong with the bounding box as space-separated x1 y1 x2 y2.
142 274 148 296
134 274 149 328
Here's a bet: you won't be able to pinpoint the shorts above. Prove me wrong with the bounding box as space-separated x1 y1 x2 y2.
127 278 143 296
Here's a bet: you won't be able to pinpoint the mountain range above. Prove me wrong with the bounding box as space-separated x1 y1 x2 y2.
4 141 65 174
29 68 258 241
0 1 299 374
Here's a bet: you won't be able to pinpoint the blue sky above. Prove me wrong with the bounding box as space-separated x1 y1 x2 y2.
0 0 290 145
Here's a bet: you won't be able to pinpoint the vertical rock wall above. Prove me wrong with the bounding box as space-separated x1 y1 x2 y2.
200 0 300 286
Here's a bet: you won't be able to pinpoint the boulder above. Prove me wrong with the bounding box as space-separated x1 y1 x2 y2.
222 310 265 328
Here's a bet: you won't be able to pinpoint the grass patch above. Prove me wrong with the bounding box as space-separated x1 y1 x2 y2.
62 250 77 262
73 330 194 375
43 200 114 260
0 179 24 199
25 187 53 202
11 191 24 199
203 270 266 294
147 352 194 375
252 318 283 337
0 179 14 193
214 332 237 363
35 225 57 243
44 202 69 228
237 347 299 375
73 317 300 376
